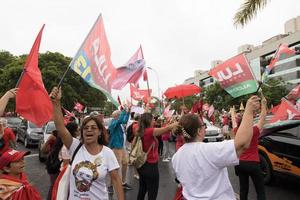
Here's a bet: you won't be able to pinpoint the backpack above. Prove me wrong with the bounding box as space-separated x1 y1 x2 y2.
126 122 136 143
129 136 155 169
45 138 63 174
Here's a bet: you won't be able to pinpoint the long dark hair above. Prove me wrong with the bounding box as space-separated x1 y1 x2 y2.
80 116 107 145
137 113 153 137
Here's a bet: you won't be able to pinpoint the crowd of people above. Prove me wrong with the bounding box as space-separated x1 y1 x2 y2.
0 87 268 200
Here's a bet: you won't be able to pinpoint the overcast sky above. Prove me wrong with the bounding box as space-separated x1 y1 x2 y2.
1 0 299 101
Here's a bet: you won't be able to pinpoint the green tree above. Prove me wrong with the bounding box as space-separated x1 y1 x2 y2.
0 50 16 68
234 0 269 27
0 51 109 113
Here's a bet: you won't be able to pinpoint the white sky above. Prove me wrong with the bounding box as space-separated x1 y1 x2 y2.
1 0 299 101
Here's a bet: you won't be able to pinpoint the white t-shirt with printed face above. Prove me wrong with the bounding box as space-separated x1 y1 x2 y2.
172 140 239 200
68 138 119 200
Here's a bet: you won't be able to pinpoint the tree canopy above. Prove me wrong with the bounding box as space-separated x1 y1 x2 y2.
0 50 109 113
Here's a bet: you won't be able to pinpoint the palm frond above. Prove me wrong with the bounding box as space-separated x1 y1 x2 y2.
234 0 269 28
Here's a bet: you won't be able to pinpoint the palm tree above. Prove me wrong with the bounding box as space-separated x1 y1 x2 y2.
234 0 269 27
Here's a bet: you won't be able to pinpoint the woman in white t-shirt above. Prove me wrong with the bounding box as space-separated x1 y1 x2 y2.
172 95 261 200
50 87 124 200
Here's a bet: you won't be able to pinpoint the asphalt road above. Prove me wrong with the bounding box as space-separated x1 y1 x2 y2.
18 141 300 200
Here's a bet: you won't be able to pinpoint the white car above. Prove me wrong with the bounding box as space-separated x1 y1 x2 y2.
203 118 224 142
38 121 56 162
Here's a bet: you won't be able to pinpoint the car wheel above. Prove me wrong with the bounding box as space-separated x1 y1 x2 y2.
24 137 29 148
259 154 273 184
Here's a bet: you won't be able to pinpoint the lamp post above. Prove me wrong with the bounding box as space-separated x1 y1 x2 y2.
147 67 162 114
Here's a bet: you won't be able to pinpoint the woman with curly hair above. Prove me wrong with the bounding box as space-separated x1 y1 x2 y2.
50 87 124 200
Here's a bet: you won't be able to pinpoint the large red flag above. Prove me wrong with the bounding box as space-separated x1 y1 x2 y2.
270 98 300 123
112 45 146 90
16 25 53 127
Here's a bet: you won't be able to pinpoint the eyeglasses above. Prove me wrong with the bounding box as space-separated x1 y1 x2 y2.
83 126 99 131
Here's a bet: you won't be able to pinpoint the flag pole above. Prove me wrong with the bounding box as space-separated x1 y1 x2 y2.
15 69 26 88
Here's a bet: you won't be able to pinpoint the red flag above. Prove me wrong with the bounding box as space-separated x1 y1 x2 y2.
267 43 296 72
143 69 148 81
112 46 146 90
270 98 300 123
74 102 84 113
130 84 151 103
16 25 53 127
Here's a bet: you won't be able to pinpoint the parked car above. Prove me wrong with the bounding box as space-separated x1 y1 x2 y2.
16 119 44 147
38 121 56 162
5 117 22 135
203 118 224 142
259 120 300 184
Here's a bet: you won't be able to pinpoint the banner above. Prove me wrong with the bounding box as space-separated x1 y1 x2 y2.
112 45 146 90
69 14 118 106
130 84 151 102
16 25 53 127
209 54 258 98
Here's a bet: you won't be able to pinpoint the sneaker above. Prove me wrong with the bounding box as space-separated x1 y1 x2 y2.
107 186 114 194
167 156 172 160
122 183 133 190
162 158 169 162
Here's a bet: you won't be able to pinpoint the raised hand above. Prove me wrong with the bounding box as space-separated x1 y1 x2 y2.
6 88 18 98
49 87 62 103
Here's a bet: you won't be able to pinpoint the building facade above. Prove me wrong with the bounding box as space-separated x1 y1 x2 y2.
184 16 300 89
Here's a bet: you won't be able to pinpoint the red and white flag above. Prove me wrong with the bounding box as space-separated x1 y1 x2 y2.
270 98 300 123
267 43 296 72
130 84 151 103
112 45 146 90
286 84 300 102
74 102 84 113
16 25 53 127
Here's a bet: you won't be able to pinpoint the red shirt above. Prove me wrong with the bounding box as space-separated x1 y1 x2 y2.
175 135 184 151
239 126 260 162
0 128 16 155
142 128 159 163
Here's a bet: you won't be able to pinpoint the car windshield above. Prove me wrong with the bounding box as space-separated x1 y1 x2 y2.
7 118 22 125
29 122 39 128
46 122 56 134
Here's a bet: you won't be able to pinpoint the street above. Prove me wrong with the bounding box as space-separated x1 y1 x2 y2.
19 142 300 200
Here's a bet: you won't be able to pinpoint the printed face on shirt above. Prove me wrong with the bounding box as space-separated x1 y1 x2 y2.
82 120 101 144
73 161 99 192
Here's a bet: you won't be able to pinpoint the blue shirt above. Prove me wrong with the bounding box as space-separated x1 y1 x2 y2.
108 110 129 149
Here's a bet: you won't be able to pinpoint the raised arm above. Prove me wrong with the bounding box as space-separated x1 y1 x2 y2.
256 95 267 131
153 122 178 137
50 87 73 149
0 88 17 116
234 95 260 157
